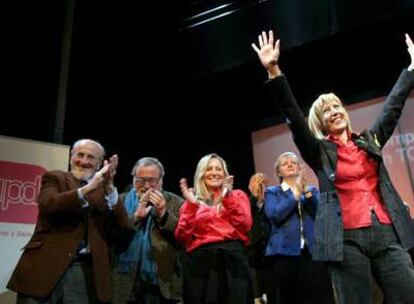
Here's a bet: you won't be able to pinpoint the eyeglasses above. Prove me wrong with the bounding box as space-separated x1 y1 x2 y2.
134 176 159 186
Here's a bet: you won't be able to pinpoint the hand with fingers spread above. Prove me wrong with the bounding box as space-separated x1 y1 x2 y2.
179 178 198 205
406 33 414 71
249 28 414 304
251 30 282 78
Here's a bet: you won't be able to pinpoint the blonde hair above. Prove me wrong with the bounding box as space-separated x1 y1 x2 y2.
308 93 352 139
193 153 229 201
248 173 268 202
274 152 301 183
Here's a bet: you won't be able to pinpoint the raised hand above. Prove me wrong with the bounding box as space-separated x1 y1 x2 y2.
84 162 110 193
405 33 414 71
295 168 312 199
103 154 118 194
107 154 118 179
221 175 234 197
135 189 152 220
251 30 281 77
149 190 167 218
179 178 198 205
296 169 307 193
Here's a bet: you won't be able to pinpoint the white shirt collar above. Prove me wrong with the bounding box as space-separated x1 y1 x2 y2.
281 181 291 192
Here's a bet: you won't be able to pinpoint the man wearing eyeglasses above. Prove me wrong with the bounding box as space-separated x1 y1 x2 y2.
112 157 183 304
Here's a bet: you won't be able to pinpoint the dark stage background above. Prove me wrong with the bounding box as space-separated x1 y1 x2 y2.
2 0 414 193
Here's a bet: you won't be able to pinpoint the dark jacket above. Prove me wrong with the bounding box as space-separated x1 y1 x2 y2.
7 170 130 302
266 69 414 261
246 195 269 267
148 191 184 300
129 191 184 301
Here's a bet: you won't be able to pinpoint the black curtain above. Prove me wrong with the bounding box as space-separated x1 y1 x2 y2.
179 0 414 77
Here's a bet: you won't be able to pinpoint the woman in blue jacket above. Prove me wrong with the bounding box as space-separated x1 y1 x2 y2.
253 31 414 304
264 152 333 304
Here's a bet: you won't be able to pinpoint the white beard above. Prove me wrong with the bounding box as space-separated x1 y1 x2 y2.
71 167 94 181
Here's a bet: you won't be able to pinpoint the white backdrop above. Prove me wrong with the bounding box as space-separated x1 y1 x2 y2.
0 136 69 299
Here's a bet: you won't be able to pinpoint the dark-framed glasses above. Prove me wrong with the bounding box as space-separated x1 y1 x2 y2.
134 176 159 186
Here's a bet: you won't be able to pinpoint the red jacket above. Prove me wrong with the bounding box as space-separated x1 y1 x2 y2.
175 189 252 252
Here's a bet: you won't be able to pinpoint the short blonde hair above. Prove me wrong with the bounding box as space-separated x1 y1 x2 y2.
274 152 301 183
193 153 229 200
308 93 352 139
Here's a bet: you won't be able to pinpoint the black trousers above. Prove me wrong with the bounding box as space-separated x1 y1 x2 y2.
267 246 334 304
184 241 253 304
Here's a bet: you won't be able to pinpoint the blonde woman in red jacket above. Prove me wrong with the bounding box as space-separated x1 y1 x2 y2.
175 153 253 304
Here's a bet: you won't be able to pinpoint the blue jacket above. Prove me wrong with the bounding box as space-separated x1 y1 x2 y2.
266 69 414 261
264 184 318 256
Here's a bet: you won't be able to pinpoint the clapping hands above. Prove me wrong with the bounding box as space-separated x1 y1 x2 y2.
135 189 153 220
221 175 234 197
179 178 198 205
84 154 118 194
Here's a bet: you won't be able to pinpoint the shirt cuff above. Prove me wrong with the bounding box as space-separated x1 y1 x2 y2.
106 187 119 209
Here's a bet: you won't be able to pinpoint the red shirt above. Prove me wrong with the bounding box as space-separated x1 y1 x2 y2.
174 189 252 252
329 134 392 229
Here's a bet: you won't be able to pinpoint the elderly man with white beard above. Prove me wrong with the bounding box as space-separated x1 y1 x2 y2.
8 138 130 304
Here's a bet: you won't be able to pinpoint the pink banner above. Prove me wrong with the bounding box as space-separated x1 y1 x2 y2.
0 160 45 224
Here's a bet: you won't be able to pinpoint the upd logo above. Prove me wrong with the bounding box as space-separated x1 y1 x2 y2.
0 160 46 224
